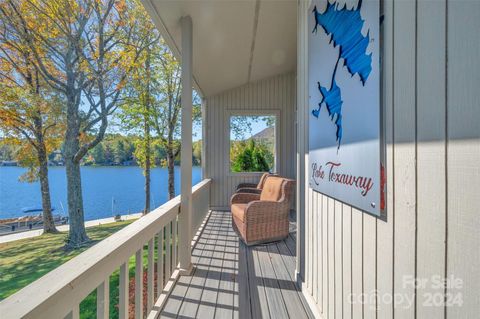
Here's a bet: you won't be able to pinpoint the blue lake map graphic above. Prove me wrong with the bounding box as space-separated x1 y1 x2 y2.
311 0 372 149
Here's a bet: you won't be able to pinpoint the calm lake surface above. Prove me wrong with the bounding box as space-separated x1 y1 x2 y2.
0 166 202 221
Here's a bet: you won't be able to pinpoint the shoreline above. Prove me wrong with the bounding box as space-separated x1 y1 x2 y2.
0 212 142 244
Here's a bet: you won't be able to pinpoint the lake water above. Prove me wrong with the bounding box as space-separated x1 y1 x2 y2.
0 166 202 221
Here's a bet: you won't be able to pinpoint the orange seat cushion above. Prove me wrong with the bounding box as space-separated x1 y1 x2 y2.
231 203 247 222
257 173 270 189
260 177 284 201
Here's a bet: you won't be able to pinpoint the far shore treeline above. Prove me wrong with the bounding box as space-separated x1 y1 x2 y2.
0 135 202 167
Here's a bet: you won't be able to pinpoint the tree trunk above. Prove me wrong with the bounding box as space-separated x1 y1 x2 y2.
167 147 175 200
144 49 151 214
38 147 58 233
144 126 151 214
64 91 89 249
65 156 89 247
32 107 58 234
145 159 151 214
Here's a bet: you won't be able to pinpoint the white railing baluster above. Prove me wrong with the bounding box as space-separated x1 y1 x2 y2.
165 223 171 279
157 229 164 298
96 278 109 319
119 262 129 319
147 238 154 311
172 217 177 268
65 304 79 319
135 249 143 319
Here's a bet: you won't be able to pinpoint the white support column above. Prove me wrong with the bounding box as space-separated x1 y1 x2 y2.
296 0 308 282
179 15 193 275
201 98 207 178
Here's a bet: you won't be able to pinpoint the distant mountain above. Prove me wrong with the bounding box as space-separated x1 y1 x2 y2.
251 126 274 141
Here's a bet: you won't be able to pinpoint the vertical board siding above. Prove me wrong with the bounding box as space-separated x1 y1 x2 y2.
447 1 480 318
298 0 480 318
204 73 296 209
342 204 352 319
416 0 447 318
351 209 363 319
393 0 417 318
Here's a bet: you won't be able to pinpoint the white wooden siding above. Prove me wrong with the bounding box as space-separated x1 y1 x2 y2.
297 0 480 318
204 73 296 209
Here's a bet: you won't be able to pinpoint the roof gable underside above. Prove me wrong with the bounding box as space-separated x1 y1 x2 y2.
142 0 297 97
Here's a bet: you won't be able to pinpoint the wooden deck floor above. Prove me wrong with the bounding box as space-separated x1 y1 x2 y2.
160 211 313 319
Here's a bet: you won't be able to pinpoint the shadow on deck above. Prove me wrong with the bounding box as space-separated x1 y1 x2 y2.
160 211 313 319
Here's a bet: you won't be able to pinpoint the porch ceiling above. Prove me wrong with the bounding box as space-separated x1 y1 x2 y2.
142 0 297 97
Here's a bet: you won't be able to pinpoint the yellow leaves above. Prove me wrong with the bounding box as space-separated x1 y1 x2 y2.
45 136 62 153
116 77 127 90
0 108 21 128
0 77 63 167
132 136 156 170
79 131 93 145
114 0 126 13
0 138 19 158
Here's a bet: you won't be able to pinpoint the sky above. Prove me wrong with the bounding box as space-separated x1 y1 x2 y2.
229 116 273 141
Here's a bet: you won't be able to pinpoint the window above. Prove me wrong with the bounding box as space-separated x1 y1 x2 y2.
229 113 277 173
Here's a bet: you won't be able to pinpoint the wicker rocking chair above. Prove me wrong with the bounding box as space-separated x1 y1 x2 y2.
235 172 276 195
230 176 295 246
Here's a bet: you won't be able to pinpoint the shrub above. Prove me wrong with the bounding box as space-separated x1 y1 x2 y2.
231 140 273 172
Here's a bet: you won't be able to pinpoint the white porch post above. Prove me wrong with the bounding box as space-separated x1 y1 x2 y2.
179 15 193 274
296 0 308 282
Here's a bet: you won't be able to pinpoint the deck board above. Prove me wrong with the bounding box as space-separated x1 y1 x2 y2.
196 218 227 318
256 245 289 318
160 211 313 318
175 215 221 318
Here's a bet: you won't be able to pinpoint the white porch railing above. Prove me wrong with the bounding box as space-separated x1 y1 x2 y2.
191 179 210 237
0 179 211 319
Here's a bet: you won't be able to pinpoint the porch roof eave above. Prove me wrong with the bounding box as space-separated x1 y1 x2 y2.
140 0 297 98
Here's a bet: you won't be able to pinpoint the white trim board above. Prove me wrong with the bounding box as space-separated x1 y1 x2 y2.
224 109 281 177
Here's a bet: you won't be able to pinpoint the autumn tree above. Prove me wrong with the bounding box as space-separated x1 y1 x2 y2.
149 41 179 199
0 4 62 233
2 0 150 248
118 48 157 213
151 42 201 199
0 89 63 232
119 22 202 204
117 1 160 214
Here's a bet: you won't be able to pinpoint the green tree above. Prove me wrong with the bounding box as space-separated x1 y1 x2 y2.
90 143 105 165
103 144 114 164
113 139 126 164
124 139 135 162
151 45 202 199
150 40 181 199
231 140 271 173
118 1 160 213
192 140 202 166
0 143 16 161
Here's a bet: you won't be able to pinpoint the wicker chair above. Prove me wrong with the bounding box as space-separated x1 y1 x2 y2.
235 172 275 195
230 176 295 246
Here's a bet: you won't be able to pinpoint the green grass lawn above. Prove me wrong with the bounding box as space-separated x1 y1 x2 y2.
0 220 143 318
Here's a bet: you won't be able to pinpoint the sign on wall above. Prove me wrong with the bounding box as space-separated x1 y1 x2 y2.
308 0 383 215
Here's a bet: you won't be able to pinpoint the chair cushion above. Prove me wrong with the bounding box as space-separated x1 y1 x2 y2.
257 173 270 189
231 203 247 222
260 177 284 201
